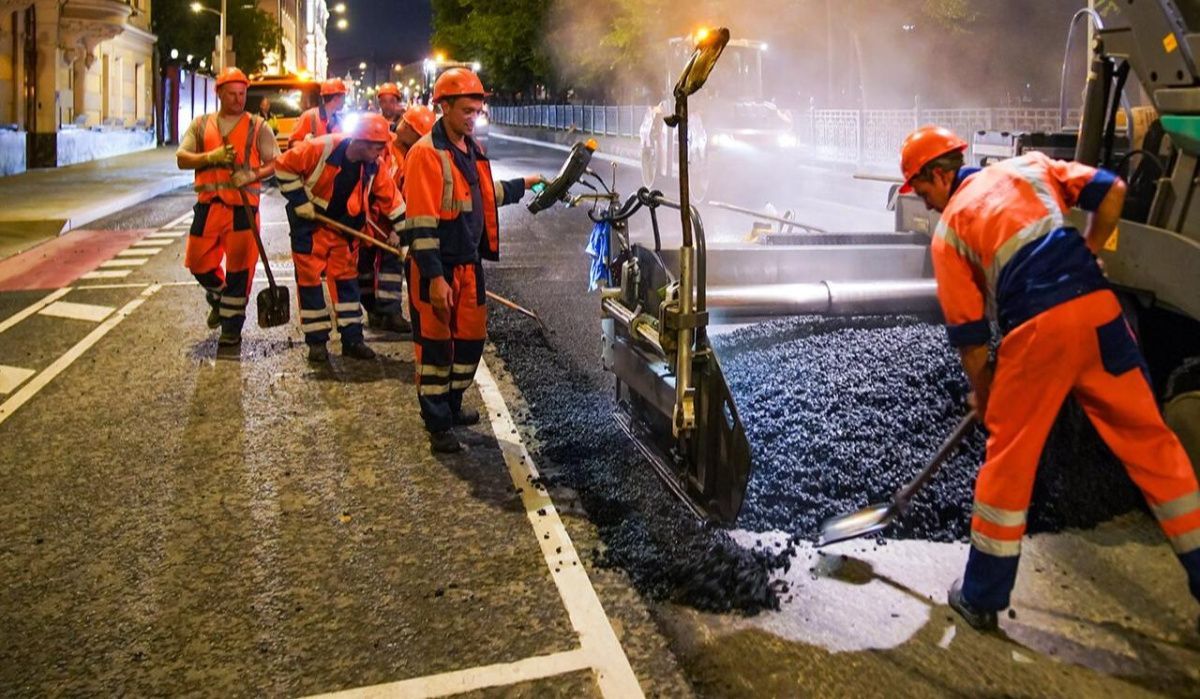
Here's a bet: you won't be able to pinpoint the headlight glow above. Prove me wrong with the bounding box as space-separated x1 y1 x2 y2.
777 133 798 149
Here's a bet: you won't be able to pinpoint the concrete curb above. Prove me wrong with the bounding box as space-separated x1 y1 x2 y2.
61 174 193 233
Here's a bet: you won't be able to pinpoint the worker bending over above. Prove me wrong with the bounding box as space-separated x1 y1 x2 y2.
900 125 1200 632
404 69 543 453
273 114 405 362
176 66 279 348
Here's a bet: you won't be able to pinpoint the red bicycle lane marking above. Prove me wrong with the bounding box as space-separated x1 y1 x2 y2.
0 229 155 291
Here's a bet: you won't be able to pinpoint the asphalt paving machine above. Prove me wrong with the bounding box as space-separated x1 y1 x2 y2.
529 29 941 522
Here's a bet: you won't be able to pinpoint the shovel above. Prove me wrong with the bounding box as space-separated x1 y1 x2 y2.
238 187 290 328
313 213 549 331
817 411 978 547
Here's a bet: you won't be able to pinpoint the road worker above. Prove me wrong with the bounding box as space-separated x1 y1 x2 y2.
376 82 404 129
356 95 435 334
404 68 544 454
900 125 1200 632
175 66 279 348
289 78 346 148
273 113 405 362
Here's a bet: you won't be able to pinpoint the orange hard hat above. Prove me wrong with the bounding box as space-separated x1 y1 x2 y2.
432 68 487 102
321 78 347 96
215 67 249 91
401 105 437 136
377 82 401 99
353 113 393 143
899 125 967 193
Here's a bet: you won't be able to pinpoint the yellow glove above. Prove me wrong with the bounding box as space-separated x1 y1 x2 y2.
294 202 316 220
204 144 236 166
231 169 257 188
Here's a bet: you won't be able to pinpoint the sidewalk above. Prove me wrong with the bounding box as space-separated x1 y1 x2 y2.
0 147 190 260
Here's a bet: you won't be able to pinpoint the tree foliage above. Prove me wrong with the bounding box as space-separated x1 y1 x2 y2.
431 0 553 95
153 2 282 74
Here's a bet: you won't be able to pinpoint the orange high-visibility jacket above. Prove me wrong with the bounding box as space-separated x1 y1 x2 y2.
274 134 405 236
288 105 341 148
404 120 525 278
931 151 1117 347
194 112 266 207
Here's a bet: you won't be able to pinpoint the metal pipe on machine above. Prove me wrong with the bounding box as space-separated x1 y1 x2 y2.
704 279 940 320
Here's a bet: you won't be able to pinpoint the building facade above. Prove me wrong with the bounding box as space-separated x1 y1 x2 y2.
303 0 328 79
0 0 157 174
253 0 327 79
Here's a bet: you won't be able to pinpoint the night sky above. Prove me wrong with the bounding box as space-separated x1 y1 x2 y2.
326 0 432 76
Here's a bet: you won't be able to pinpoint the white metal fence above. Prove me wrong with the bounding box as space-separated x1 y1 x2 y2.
491 104 1084 166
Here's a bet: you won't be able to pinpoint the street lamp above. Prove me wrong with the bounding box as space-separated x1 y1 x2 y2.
190 0 227 72
336 17 348 30
358 61 367 70
333 2 346 13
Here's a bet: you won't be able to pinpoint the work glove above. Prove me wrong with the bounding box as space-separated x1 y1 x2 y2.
204 144 236 166
294 202 317 220
386 231 401 248
231 169 257 189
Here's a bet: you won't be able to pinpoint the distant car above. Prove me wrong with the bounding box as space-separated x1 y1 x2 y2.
247 75 322 151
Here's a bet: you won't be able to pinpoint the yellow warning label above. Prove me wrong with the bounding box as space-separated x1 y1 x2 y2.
1164 33 1179 54
1103 228 1119 252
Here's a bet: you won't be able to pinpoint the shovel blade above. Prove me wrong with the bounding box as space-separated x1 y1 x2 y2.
257 286 291 328
817 502 896 547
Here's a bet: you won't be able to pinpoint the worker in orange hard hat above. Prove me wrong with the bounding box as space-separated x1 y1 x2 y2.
175 66 279 349
404 68 545 453
289 77 347 148
356 83 423 335
900 124 1200 633
267 113 406 362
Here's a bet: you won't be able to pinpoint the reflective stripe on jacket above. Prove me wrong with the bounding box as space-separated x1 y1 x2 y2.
194 112 264 207
274 134 405 235
931 151 1116 346
288 106 339 148
403 119 525 278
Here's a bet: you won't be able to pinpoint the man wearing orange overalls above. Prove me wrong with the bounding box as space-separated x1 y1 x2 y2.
404 69 543 453
274 113 405 362
289 78 346 148
176 67 279 347
901 125 1200 632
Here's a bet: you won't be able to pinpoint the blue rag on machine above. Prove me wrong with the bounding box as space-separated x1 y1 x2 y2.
585 220 612 291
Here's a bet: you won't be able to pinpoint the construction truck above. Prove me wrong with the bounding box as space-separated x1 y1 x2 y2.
246 74 322 152
531 1 1200 523
640 32 795 201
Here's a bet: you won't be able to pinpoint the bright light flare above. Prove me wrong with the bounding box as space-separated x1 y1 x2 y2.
189 1 203 12
333 2 346 13
336 18 348 30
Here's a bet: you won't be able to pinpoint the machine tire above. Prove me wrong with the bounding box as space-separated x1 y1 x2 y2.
1164 358 1200 482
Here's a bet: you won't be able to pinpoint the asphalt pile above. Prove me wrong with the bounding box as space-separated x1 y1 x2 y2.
487 302 790 614
714 315 1145 542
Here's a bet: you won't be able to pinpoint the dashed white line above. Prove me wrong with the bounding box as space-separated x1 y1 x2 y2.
145 231 189 239
38 301 115 323
0 288 72 334
308 649 593 699
99 258 149 268
130 240 174 249
116 249 160 258
80 270 133 280
0 284 162 426
0 365 36 395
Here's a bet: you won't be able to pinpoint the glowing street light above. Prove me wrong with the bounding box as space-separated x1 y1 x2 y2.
336 17 348 30
333 2 346 13
358 61 367 70
435 52 446 64
170 48 179 60
471 61 481 72
189 0 227 71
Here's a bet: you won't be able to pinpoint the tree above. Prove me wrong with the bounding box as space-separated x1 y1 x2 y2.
432 0 554 96
154 2 282 74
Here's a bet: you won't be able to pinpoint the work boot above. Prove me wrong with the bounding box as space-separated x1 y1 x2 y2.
369 312 412 335
452 407 481 426
307 343 329 363
429 430 463 454
948 579 998 632
206 304 221 329
217 330 241 347
342 342 377 360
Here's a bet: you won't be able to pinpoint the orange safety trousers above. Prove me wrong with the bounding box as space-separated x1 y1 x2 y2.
292 226 364 346
407 259 486 432
963 289 1200 611
184 202 259 333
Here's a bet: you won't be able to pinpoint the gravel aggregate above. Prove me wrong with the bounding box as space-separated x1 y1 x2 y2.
714 315 1145 543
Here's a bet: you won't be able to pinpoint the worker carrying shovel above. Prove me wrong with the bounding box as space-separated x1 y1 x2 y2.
404 68 545 454
176 66 280 348
265 113 406 362
900 125 1200 633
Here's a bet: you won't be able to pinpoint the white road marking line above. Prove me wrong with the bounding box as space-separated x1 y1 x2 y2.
489 132 640 168
80 270 133 280
0 288 72 334
146 231 189 239
75 282 149 290
99 258 148 268
0 285 161 426
308 649 593 699
116 249 159 258
475 360 643 698
164 212 194 229
0 365 36 395
130 240 174 249
38 301 116 323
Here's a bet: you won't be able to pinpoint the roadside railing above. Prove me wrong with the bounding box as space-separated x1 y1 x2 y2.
491 104 1086 167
